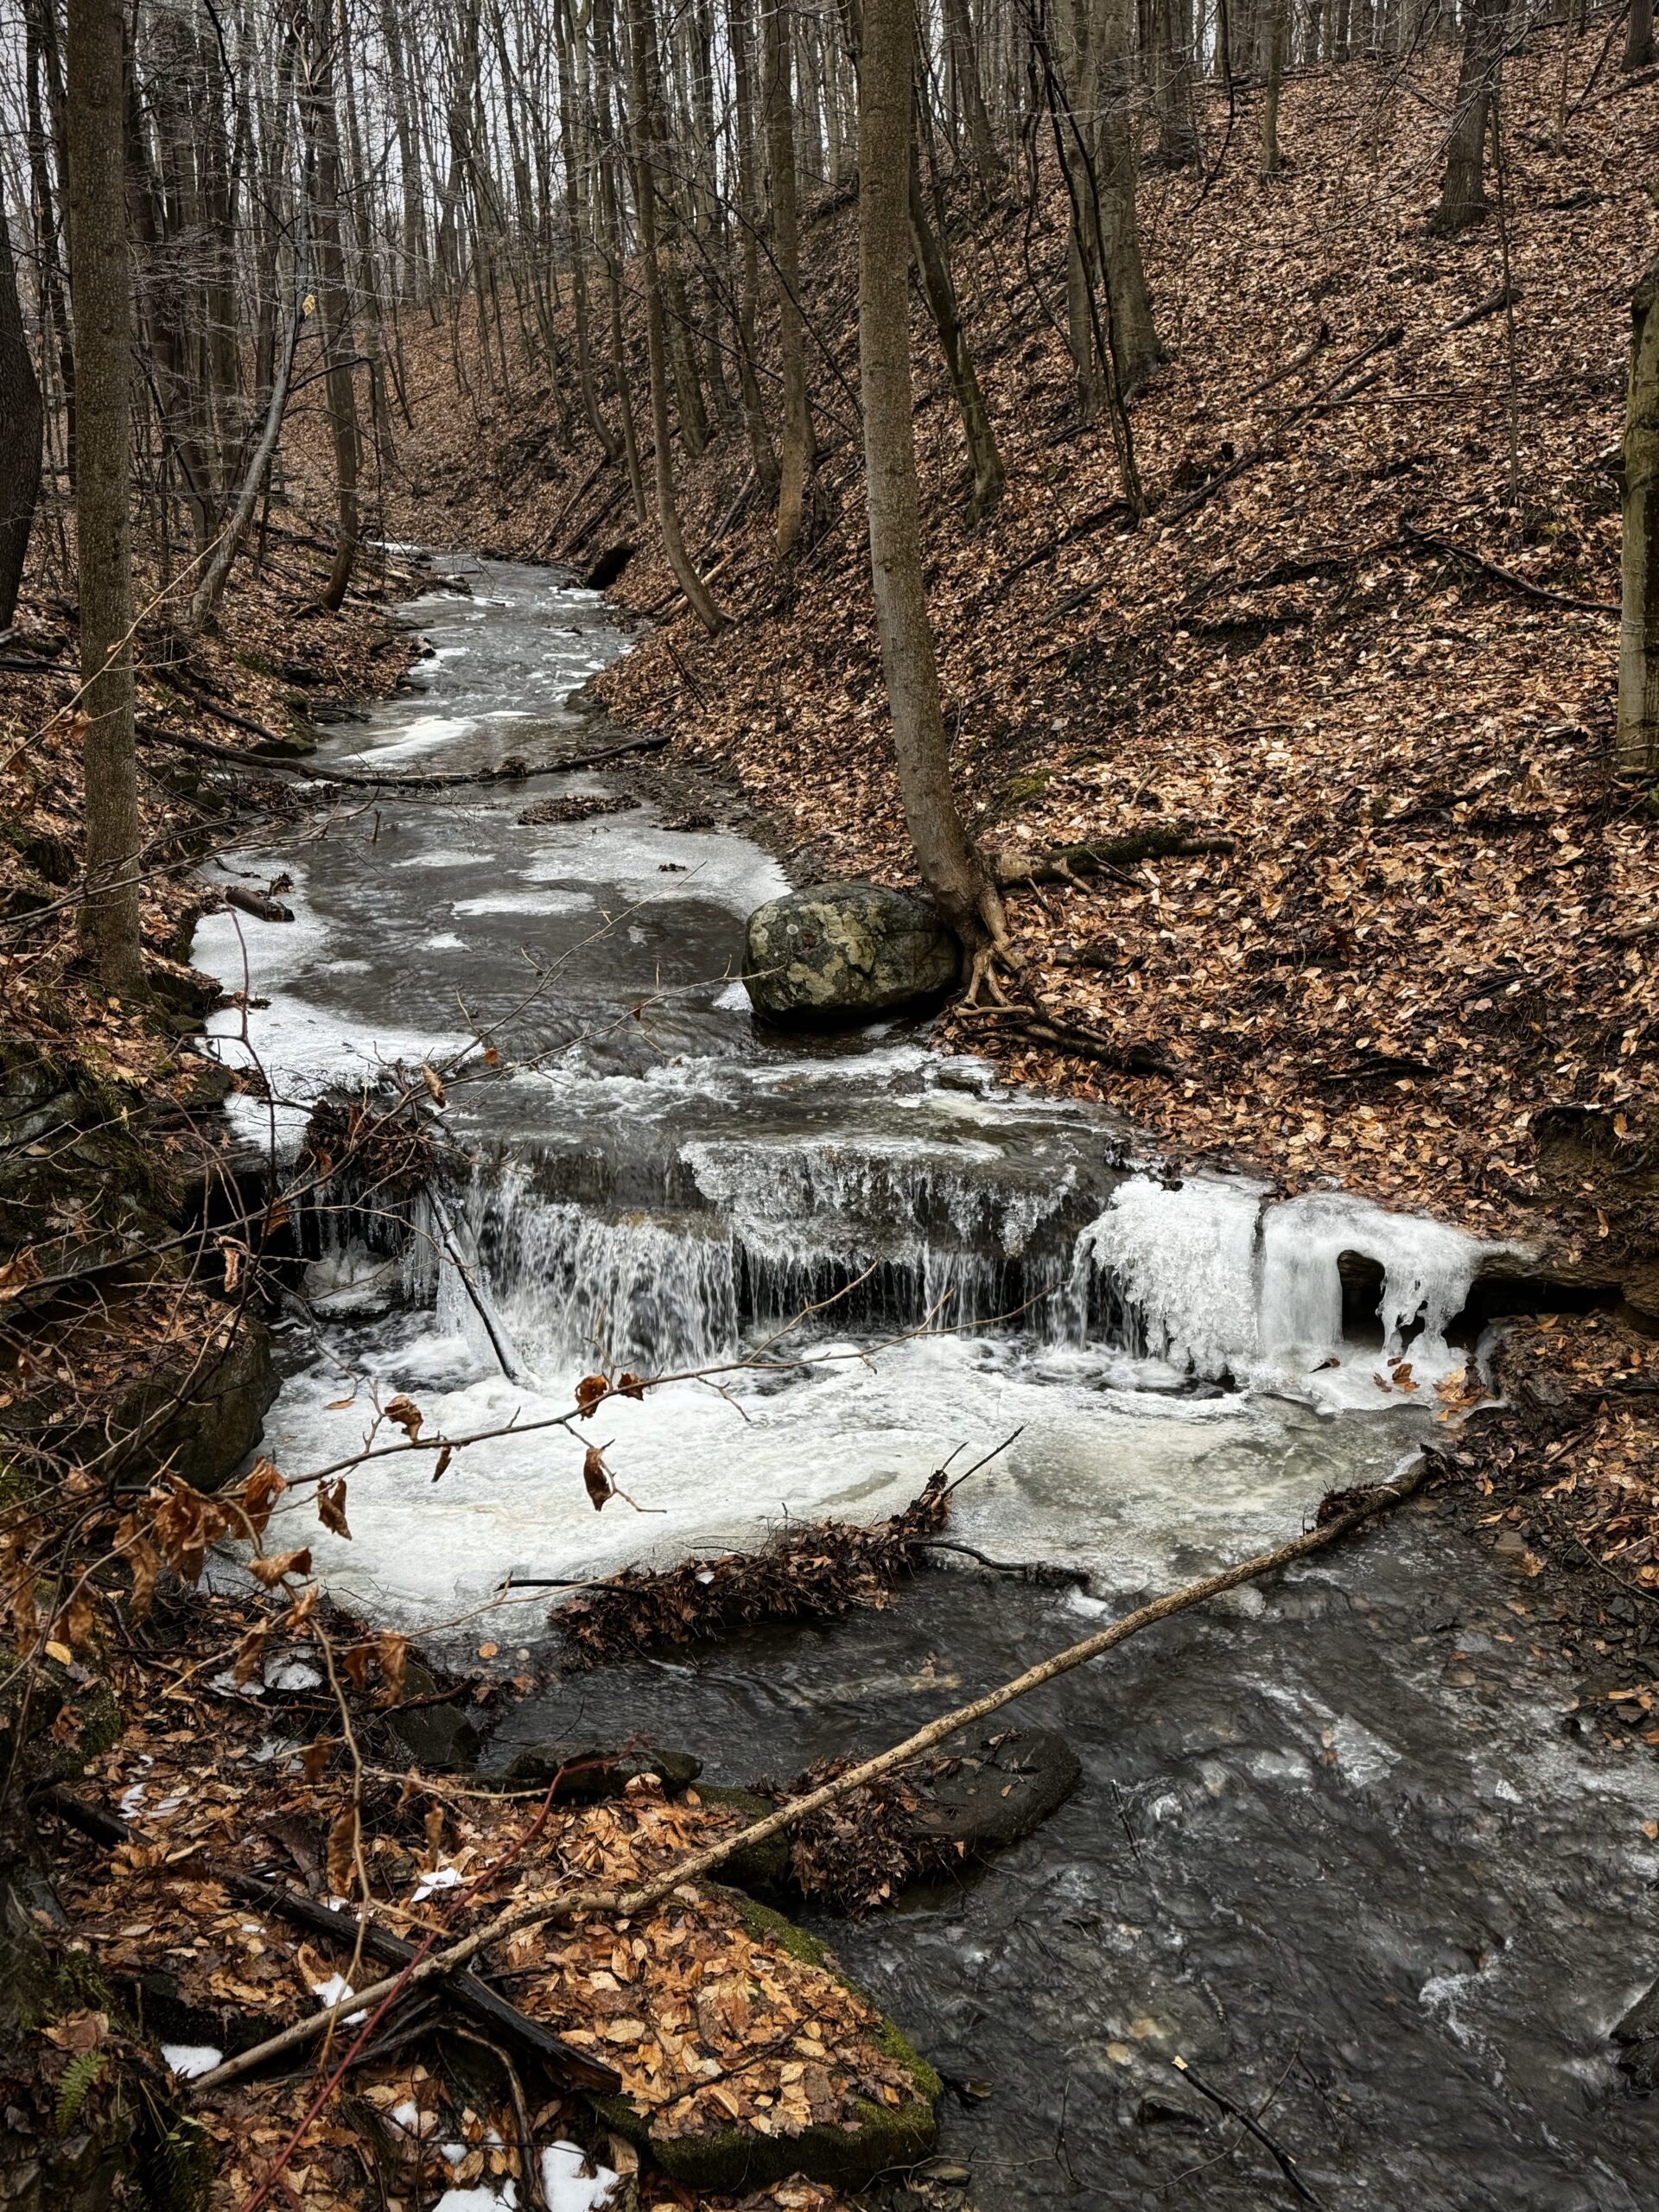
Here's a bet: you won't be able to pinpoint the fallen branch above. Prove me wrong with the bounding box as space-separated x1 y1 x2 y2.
1398 520 1618 616
961 1007 1181 1077
993 827 1235 888
136 722 671 789
1169 2053 1331 2210
223 886 296 924
1444 283 1523 332
1237 325 1332 404
188 1459 1427 2094
919 1538 1091 1588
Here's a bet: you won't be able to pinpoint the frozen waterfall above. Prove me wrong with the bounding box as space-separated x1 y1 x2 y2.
1073 1173 1511 1400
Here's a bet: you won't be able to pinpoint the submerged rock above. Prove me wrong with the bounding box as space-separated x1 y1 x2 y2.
742 881 960 1026
908 1728 1081 1856
499 1740 702 1800
590 1885 938 2192
1613 1976 1659 2088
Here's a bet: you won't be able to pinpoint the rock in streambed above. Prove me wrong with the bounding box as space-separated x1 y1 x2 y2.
742 881 959 1025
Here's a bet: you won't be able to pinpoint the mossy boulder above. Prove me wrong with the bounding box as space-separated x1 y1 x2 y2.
588 1885 938 2194
743 882 959 1027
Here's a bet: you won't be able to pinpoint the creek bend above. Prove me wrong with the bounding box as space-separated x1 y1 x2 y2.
194 556 1659 2209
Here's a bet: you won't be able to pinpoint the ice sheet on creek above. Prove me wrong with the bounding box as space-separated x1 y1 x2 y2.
264 1328 1411 1624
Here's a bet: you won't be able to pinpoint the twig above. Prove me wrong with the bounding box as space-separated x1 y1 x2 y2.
1398 519 1618 615
1169 2054 1331 2209
189 1459 1427 2094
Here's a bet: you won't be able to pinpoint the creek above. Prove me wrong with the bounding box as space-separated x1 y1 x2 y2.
193 556 1659 2209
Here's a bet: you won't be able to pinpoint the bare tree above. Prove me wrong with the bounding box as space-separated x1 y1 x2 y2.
1618 256 1659 779
762 0 814 555
65 0 145 995
858 0 1007 964
0 207 42 629
625 0 728 630
1429 0 1506 233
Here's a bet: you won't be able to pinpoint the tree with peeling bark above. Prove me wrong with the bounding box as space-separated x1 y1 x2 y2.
65 0 145 996
1618 257 1659 779
857 0 1007 969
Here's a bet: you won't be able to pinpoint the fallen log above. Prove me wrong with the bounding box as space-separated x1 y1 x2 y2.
993 826 1234 887
224 886 295 924
34 1784 619 2093
186 1457 1427 2093
136 721 671 790
960 1007 1182 1077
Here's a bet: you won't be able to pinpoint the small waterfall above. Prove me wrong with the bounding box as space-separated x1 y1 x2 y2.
404 1138 1090 1370
1073 1173 1511 1389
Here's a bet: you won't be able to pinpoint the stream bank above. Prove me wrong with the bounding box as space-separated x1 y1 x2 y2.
169 553 1659 2207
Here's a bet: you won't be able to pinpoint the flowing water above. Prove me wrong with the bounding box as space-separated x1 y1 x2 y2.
194 557 1659 2209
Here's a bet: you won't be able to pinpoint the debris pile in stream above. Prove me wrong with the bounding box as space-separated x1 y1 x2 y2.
555 1472 953 1665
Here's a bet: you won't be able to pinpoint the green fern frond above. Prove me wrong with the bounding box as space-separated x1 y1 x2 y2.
54 2048 104 2134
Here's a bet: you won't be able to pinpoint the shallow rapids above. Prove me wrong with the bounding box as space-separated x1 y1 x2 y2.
193 556 1659 2208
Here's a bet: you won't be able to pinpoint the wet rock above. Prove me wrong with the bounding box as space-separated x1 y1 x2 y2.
1134 2088 1208 2130
1612 1977 1659 2087
128 1319 278 1490
743 881 960 1026
499 1741 702 1799
582 541 635 590
385 1698 484 1775
590 1885 938 2193
908 1729 1081 1855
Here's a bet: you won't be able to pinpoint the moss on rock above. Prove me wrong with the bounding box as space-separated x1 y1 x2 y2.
589 1883 938 2194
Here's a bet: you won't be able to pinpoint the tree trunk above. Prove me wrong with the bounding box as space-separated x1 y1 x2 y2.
1429 0 1504 233
728 0 780 493
763 0 814 556
1090 0 1163 396
66 0 146 995
0 207 42 630
1153 0 1201 168
302 0 362 608
941 0 1004 186
908 148 1004 522
858 0 1005 958
1618 257 1659 779
1625 0 1656 71
624 0 727 631
1262 0 1288 175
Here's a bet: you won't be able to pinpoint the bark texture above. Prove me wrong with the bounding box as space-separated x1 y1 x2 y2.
857 0 1003 954
66 0 146 994
1618 256 1659 779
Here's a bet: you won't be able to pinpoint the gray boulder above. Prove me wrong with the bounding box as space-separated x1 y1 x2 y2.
742 880 959 1026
